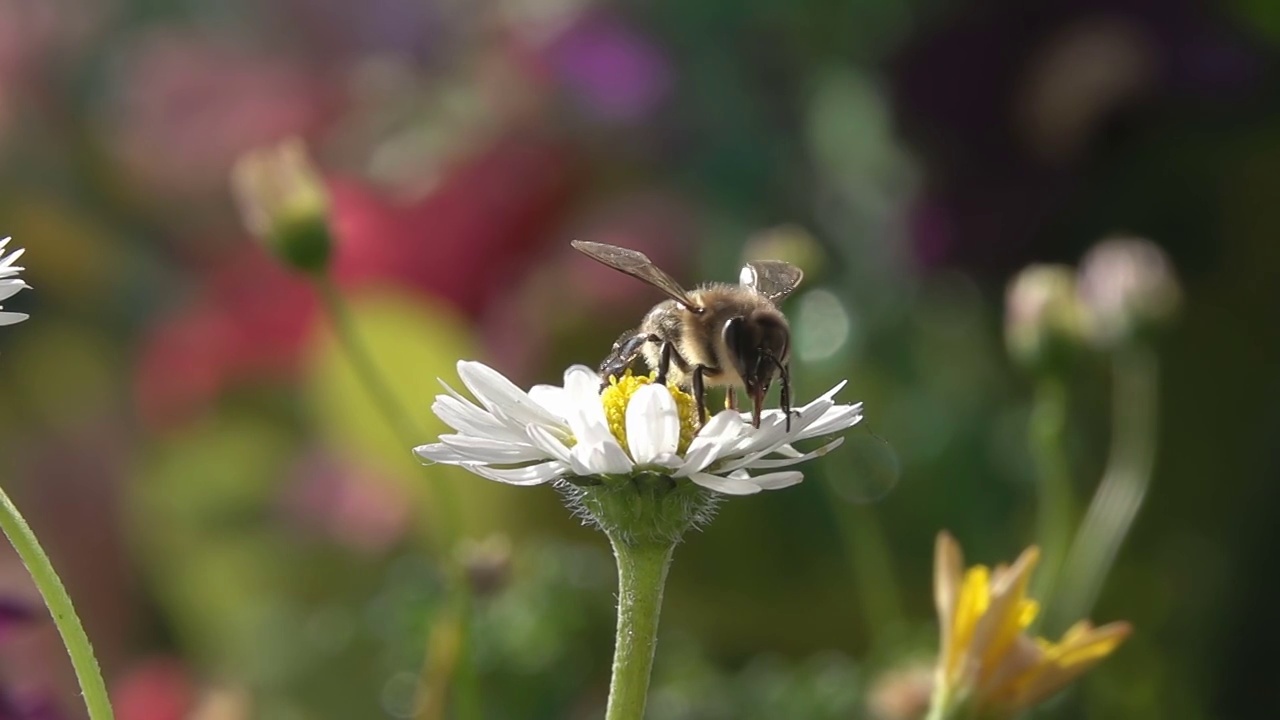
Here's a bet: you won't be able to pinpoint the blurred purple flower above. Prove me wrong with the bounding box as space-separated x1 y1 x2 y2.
891 0 1266 272
546 11 672 123
0 597 63 720
276 0 443 64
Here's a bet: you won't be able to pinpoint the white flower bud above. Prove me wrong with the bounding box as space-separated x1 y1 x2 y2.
1077 236 1180 346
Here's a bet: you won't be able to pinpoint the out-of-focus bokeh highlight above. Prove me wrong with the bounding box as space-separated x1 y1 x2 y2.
0 0 1276 717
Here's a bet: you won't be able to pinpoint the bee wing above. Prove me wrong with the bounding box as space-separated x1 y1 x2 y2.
571 240 696 308
740 260 804 302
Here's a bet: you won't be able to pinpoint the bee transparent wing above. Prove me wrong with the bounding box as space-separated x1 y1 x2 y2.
740 260 804 302
571 240 696 308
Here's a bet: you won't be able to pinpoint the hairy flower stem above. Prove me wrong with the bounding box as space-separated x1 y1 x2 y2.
0 487 114 720
314 278 478 720
1048 347 1158 633
605 536 676 720
1029 376 1075 605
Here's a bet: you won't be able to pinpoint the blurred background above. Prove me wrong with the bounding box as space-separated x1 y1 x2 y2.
0 0 1276 717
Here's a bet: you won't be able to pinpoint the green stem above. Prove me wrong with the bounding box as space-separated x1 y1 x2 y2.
314 278 479 720
315 277 428 451
0 487 114 720
605 537 676 720
840 502 906 652
1047 347 1158 632
1028 377 1075 606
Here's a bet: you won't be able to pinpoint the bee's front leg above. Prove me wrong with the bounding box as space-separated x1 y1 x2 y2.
692 365 708 426
600 331 661 389
778 362 798 432
725 386 738 411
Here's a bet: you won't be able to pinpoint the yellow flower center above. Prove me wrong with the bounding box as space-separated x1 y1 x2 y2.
600 371 698 456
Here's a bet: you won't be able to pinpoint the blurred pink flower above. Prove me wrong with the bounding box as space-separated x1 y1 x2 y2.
330 134 577 316
136 134 576 427
108 31 341 198
0 0 111 142
280 451 412 554
112 657 194 720
135 248 317 428
480 191 694 381
544 10 672 123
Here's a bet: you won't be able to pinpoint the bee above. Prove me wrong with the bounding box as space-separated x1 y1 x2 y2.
571 240 804 430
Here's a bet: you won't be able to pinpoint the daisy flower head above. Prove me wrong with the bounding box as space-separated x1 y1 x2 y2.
931 531 1131 720
415 361 862 543
0 238 29 326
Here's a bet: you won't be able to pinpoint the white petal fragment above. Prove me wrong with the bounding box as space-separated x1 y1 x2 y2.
0 280 28 302
747 471 805 490
688 472 762 495
466 461 568 486
626 384 680 465
457 361 565 429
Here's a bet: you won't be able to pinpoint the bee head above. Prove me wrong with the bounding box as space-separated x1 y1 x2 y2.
723 311 790 427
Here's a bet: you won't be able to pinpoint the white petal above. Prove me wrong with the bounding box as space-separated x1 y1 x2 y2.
466 461 569 486
431 395 524 443
563 363 602 386
747 471 805 490
0 245 24 270
687 472 762 496
563 365 614 445
793 403 864 441
625 384 679 465
414 443 466 464
0 280 27 302
438 434 547 463
675 410 746 476
721 437 844 473
0 312 28 326
525 425 574 464
528 384 571 422
570 440 634 476
457 361 565 429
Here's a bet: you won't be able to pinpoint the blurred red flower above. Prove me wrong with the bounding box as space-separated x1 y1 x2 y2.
135 134 576 428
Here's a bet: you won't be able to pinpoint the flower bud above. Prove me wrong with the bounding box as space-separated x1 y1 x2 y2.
1004 264 1089 373
230 138 332 274
1077 236 1180 347
742 224 825 281
456 535 513 598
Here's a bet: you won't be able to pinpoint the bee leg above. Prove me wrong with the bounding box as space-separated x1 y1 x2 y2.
725 386 738 411
600 331 661 389
654 340 675 385
779 362 794 432
692 365 708 426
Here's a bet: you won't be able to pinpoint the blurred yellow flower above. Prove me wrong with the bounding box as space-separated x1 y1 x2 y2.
930 531 1131 719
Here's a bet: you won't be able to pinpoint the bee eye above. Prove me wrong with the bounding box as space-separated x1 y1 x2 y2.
722 317 746 359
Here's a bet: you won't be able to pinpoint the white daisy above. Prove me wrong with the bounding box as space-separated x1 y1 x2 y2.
414 361 863 496
0 237 29 326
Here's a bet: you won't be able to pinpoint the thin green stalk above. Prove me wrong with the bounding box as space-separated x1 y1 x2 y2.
1047 347 1158 632
315 277 428 453
0 487 114 720
605 537 676 720
1028 377 1076 606
840 502 906 652
314 278 478 720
